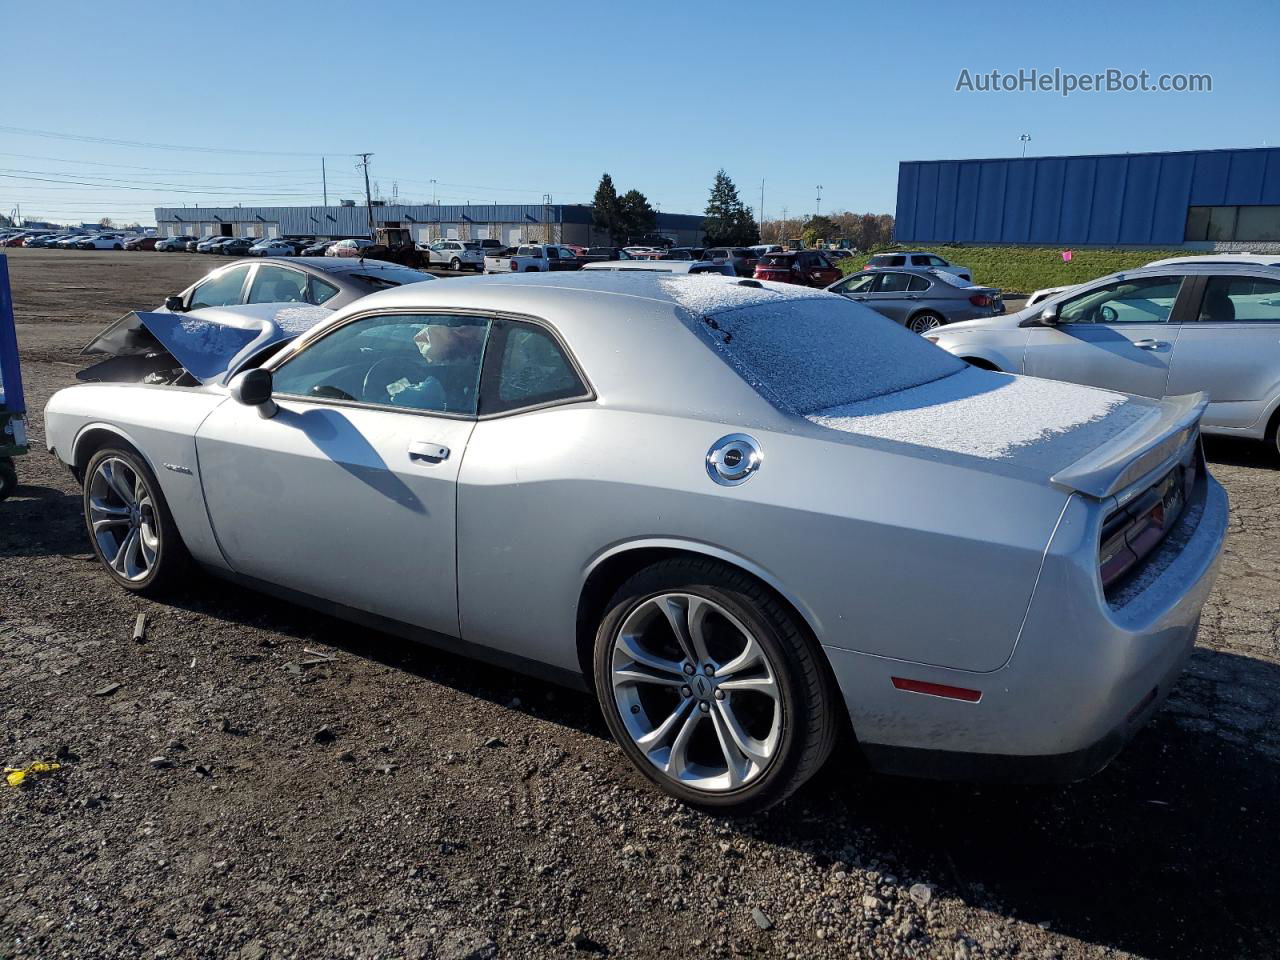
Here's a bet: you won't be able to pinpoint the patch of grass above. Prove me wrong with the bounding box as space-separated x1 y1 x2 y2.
839 245 1190 295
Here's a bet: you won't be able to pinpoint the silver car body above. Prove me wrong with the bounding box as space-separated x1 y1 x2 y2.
44 273 1226 779
827 267 1004 330
866 251 971 282
929 262 1280 441
420 239 484 270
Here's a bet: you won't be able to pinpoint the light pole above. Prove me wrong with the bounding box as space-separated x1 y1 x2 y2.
759 177 765 231
815 185 823 218
1020 133 1032 157
430 179 437 205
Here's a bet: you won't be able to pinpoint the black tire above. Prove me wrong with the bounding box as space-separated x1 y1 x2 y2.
907 311 945 335
113 244 122 250
82 445 190 595
593 557 839 814
450 257 462 271
0 457 16 501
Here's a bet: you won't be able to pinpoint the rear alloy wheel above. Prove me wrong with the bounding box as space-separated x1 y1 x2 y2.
83 446 188 594
594 558 838 813
450 257 462 272
908 311 944 335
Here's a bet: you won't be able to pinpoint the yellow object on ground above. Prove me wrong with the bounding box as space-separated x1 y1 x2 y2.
4 761 62 788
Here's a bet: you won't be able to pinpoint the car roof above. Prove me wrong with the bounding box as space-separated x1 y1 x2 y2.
1145 253 1280 267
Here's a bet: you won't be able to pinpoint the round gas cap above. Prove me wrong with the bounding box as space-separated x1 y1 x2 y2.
706 434 762 486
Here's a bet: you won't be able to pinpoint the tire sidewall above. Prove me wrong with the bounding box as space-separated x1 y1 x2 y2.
593 566 811 812
82 446 180 593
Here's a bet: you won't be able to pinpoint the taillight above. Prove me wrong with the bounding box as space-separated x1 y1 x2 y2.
969 294 993 307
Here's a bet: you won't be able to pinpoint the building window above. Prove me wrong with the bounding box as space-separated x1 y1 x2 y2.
1186 205 1280 242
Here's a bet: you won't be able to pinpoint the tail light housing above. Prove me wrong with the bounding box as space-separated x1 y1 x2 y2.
968 294 993 307
1100 453 1199 593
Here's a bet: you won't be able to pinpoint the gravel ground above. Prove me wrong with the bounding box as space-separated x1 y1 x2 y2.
2 249 1278 960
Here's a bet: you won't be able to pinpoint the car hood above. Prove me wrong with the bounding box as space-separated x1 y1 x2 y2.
79 302 333 385
806 366 1171 491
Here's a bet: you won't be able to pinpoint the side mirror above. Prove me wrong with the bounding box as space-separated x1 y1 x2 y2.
1038 304 1060 326
164 295 185 312
229 368 277 419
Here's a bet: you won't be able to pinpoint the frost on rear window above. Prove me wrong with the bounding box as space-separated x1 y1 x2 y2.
661 277 963 414
930 269 979 288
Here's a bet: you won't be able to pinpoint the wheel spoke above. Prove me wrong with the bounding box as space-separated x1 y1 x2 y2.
139 523 159 568
111 528 138 575
684 596 715 664
716 675 778 698
615 631 687 681
89 497 130 517
635 697 694 754
665 706 703 779
103 461 135 505
613 664 688 688
655 595 701 665
713 699 774 767
92 516 130 534
715 633 765 678
708 706 747 788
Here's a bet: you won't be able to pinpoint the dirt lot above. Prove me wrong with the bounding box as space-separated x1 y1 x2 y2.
2 249 1278 960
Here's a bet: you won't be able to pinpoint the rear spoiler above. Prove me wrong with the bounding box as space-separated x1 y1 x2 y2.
1050 392 1208 500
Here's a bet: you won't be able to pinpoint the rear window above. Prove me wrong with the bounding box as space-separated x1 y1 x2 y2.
346 265 434 289
869 255 905 267
760 254 795 267
663 279 965 414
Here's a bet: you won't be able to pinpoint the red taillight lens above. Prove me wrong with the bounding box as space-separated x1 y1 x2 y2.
969 294 992 307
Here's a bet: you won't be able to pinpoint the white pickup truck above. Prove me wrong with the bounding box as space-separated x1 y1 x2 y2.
483 244 582 274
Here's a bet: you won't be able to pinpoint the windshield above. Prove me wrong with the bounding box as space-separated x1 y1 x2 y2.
347 266 435 290
669 285 965 414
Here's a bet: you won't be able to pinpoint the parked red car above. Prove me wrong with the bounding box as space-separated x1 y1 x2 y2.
123 236 161 251
753 250 843 287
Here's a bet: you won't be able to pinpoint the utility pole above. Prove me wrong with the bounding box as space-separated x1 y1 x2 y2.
430 179 437 205
322 158 328 207
357 153 375 239
759 177 765 233
781 206 788 244
1020 133 1032 157
815 185 823 218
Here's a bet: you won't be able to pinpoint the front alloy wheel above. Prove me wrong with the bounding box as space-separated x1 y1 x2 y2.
83 447 188 594
595 558 838 813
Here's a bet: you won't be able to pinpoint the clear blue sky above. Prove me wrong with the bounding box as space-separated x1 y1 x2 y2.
5 0 1277 226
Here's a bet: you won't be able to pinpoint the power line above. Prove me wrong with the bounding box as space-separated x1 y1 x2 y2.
0 124 338 158
0 152 317 176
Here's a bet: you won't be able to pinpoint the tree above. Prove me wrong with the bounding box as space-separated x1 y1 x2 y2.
591 173 625 244
618 189 656 241
703 169 758 246
801 214 837 248
98 216 115 229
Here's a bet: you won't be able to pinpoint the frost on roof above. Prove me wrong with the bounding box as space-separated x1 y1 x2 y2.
670 290 966 414
808 367 1152 465
930 270 980 288
271 305 332 334
657 275 828 317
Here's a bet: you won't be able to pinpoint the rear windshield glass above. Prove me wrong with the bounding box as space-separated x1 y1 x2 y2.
760 254 795 266
665 281 964 414
346 266 434 289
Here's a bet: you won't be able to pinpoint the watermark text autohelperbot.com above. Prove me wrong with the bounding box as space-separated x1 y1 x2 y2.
955 68 1212 96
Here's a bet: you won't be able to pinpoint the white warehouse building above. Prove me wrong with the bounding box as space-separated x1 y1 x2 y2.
152 202 706 247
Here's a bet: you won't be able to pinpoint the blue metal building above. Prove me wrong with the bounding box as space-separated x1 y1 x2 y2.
895 147 1280 247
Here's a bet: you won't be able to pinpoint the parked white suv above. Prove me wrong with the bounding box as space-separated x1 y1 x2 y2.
866 251 971 282
419 239 484 272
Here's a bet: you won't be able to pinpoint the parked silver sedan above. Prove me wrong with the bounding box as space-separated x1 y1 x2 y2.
928 260 1280 455
45 273 1225 812
827 267 1004 333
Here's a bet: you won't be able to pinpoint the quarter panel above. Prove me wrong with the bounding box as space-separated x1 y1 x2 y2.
45 383 229 566
457 407 1068 674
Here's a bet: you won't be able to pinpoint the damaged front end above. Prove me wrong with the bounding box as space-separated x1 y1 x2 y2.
78 304 333 386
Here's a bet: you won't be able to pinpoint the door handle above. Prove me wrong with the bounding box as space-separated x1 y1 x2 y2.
1131 339 1166 350
408 441 450 463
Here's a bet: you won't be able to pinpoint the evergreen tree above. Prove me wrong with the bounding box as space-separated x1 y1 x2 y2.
703 170 758 246
591 173 625 244
619 189 656 241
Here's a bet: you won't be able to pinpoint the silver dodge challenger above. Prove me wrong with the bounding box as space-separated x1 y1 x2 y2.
45 272 1228 813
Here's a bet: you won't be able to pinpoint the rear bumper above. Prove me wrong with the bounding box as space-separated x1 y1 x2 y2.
825 476 1227 782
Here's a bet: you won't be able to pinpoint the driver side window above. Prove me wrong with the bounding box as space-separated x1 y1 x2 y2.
1056 276 1184 324
271 313 492 415
188 265 251 309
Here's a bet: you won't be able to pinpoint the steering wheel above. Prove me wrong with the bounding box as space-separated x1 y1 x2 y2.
362 355 428 403
310 384 356 401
